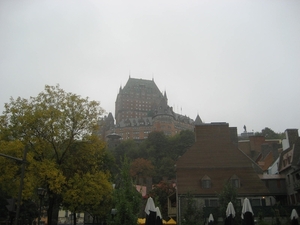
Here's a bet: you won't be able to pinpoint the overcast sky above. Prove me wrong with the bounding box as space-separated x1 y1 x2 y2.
1 0 299 134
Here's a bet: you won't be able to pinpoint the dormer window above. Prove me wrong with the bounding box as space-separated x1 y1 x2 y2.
230 175 240 188
201 175 211 189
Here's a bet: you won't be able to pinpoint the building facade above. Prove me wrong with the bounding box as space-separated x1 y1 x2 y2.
175 122 273 224
277 129 300 205
101 77 198 141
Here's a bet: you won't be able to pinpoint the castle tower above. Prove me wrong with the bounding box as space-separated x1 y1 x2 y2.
115 77 165 124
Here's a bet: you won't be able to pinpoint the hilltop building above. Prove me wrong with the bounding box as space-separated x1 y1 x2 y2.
101 77 199 141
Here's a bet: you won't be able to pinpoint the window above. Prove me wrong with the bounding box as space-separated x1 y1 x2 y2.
230 175 240 188
251 199 261 206
202 180 211 188
205 199 219 207
201 175 211 189
231 179 240 188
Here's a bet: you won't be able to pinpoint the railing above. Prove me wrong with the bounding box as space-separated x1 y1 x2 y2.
168 207 177 217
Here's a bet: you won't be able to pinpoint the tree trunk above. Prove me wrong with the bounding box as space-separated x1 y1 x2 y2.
73 212 77 225
47 194 60 225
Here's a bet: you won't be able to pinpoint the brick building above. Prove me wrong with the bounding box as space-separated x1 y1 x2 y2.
101 77 198 141
175 122 273 223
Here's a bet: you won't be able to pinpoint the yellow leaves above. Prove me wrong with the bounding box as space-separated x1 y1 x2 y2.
0 84 111 214
28 158 66 194
0 140 25 197
63 171 113 211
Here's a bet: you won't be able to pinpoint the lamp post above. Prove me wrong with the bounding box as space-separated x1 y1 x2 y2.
37 188 46 225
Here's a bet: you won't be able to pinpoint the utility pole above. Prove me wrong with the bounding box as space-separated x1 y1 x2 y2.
0 146 27 225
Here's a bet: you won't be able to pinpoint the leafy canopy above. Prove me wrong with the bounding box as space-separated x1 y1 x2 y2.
0 85 111 225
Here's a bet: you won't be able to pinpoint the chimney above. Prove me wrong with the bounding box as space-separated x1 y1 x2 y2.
285 129 299 148
229 127 238 145
194 123 230 143
249 136 265 152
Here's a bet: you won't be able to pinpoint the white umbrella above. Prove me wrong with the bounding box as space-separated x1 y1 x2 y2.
241 198 254 225
291 209 299 220
155 207 163 225
291 209 299 225
208 213 214 225
225 202 235 225
226 202 235 218
145 197 156 225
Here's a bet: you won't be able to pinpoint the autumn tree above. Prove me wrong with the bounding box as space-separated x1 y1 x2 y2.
130 158 154 184
148 180 176 218
0 85 112 225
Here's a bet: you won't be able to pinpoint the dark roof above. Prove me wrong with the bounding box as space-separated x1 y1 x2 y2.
176 123 270 196
278 137 300 172
194 114 203 125
121 77 163 97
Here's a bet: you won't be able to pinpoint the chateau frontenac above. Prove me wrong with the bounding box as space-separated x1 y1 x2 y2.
100 77 202 141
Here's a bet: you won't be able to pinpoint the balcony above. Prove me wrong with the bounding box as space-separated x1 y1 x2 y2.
294 180 300 191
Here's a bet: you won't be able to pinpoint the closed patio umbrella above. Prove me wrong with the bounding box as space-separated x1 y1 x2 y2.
208 214 214 225
225 202 235 225
241 198 254 225
145 197 156 225
155 207 163 225
291 209 299 225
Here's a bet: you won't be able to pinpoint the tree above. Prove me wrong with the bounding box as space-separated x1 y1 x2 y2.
255 127 284 139
0 85 111 225
157 157 176 179
169 130 195 159
130 158 154 183
143 131 169 163
148 180 176 218
218 182 241 224
112 139 139 167
181 192 204 225
63 171 113 225
111 157 142 225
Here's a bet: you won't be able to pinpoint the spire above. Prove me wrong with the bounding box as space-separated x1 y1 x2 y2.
195 114 203 125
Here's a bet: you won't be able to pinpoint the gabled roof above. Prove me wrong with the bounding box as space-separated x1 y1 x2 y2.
194 114 203 125
278 137 300 172
176 123 270 196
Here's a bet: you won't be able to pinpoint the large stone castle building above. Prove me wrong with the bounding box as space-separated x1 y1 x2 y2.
101 77 201 141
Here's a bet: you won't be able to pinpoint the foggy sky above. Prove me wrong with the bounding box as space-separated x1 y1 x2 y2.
1 0 300 134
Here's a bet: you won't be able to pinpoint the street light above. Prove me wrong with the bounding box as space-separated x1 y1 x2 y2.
37 188 46 225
